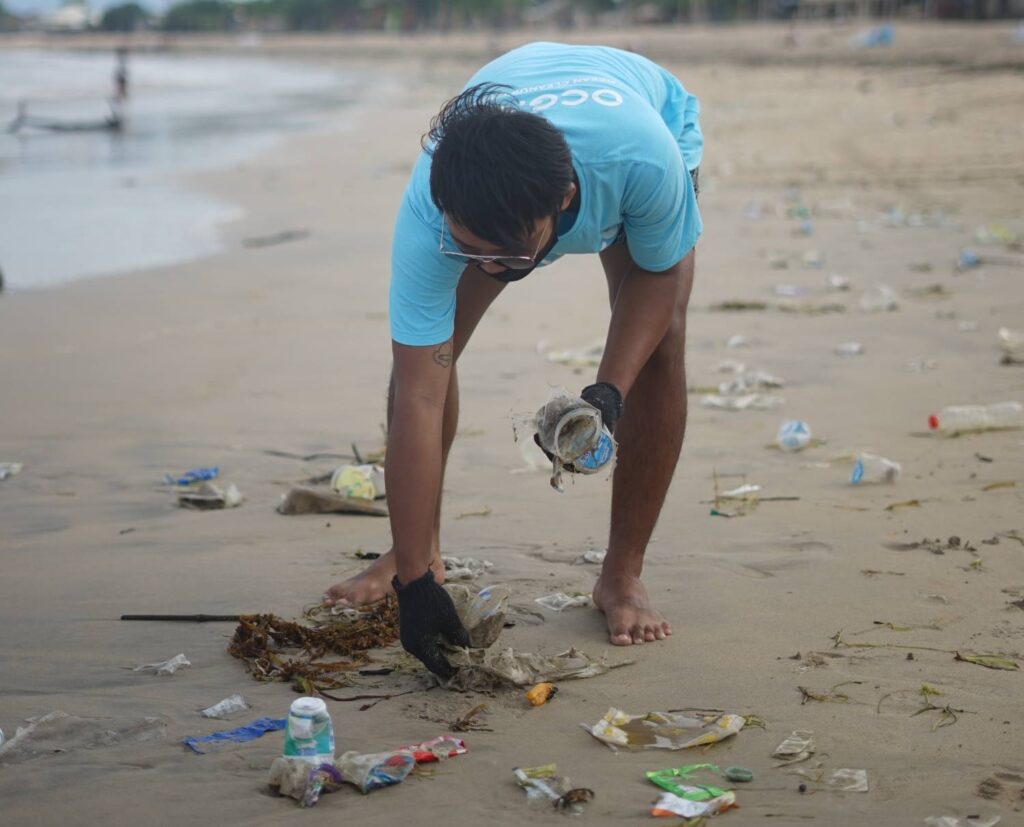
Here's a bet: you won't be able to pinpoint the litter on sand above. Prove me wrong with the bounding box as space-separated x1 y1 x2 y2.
777 419 812 451
513 765 594 812
336 749 416 793
132 653 191 676
201 694 249 719
925 817 1001 827
442 555 494 580
330 464 386 500
527 682 558 707
268 758 344 807
449 584 511 649
772 730 816 764
574 549 607 565
999 327 1024 364
277 487 388 516
835 342 865 357
535 592 591 611
718 370 784 395
183 717 287 754
583 708 744 751
544 341 604 368
646 764 729 800
165 466 218 486
701 393 784 411
178 483 243 510
650 790 737 818
446 647 628 692
0 461 23 481
826 767 869 792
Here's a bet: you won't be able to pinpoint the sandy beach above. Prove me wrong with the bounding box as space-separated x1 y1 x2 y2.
1 23 1023 825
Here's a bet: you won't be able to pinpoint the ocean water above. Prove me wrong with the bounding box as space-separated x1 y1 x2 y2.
0 50 358 291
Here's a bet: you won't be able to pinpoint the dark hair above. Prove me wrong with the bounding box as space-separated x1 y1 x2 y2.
423 83 574 250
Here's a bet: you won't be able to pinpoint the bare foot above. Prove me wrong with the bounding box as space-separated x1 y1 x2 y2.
593 572 672 646
323 549 444 607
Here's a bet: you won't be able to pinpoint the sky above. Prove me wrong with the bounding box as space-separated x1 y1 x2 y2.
5 0 174 14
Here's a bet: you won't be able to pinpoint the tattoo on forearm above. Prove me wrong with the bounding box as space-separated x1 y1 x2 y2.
432 341 453 368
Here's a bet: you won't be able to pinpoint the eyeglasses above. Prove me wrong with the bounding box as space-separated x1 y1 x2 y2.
439 215 557 282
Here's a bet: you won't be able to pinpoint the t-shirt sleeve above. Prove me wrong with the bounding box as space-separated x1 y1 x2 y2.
620 132 702 273
389 192 464 347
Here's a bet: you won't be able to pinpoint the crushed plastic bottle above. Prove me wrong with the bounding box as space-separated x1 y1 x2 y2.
776 420 812 452
283 697 335 765
928 402 1024 436
851 453 901 484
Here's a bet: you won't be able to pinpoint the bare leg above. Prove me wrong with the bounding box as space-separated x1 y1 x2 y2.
593 246 694 644
324 267 505 605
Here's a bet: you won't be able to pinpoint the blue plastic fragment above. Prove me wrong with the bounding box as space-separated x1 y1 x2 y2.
183 717 287 754
166 466 219 486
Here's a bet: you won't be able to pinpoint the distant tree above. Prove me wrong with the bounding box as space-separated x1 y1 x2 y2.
0 0 20 31
162 0 236 30
101 2 150 31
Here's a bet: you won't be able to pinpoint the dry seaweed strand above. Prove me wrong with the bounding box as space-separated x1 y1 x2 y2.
228 598 400 690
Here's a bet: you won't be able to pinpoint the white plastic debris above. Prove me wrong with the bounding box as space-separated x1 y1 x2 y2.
0 462 23 481
835 342 865 357
826 768 868 793
574 549 607 565
998 327 1024 363
133 653 191 676
859 284 899 312
718 370 784 395
177 483 243 510
714 359 747 374
826 273 850 291
535 592 590 611
442 555 494 580
701 394 784 411
720 484 762 498
651 791 737 818
200 694 249 719
331 464 385 499
772 730 815 764
545 341 604 368
725 334 753 349
925 817 1000 827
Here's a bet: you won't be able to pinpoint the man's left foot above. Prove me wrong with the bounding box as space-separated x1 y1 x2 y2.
593 572 672 646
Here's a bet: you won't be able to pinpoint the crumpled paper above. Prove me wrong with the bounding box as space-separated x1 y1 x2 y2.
583 708 744 751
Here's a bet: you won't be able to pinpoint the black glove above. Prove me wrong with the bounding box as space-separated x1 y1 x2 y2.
580 381 623 434
391 568 470 680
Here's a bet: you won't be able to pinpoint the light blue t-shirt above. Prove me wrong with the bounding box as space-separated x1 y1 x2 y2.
390 42 703 347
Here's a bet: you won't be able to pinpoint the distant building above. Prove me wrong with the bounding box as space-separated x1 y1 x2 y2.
44 0 96 31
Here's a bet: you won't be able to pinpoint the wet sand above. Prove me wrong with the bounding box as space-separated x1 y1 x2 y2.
1 23 1022 825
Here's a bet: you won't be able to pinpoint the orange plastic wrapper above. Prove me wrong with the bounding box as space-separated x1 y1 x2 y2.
526 683 558 707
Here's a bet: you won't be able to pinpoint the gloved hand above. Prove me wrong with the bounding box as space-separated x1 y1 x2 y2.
391 568 470 680
580 381 623 435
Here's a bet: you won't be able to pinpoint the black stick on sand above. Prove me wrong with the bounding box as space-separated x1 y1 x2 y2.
121 614 242 622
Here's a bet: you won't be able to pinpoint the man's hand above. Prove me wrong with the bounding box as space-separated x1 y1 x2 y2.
392 569 470 680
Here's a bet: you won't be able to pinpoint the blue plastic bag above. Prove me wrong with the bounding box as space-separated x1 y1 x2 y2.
166 466 219 486
183 717 286 754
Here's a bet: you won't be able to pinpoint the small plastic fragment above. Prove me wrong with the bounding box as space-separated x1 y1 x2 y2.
826 767 868 792
166 466 219 486
178 482 243 510
200 694 249 719
650 790 737 818
336 749 415 793
183 717 286 754
399 734 467 763
724 766 754 782
535 592 590 611
772 730 815 764
526 682 558 707
133 653 191 676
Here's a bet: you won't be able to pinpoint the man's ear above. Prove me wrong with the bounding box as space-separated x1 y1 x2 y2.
560 181 577 211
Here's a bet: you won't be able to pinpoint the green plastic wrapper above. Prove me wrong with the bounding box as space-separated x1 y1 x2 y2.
646 764 729 801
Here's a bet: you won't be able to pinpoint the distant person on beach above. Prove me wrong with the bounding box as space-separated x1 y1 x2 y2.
114 48 129 102
324 42 702 678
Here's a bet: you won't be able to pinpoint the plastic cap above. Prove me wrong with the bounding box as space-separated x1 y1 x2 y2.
290 697 327 717
928 414 939 430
